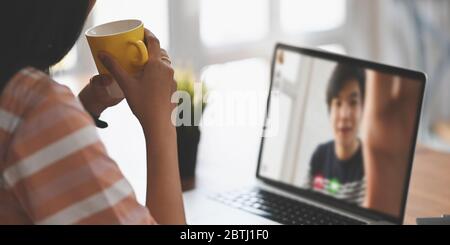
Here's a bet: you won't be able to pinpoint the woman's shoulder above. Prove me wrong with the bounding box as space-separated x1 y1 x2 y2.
0 67 92 136
1 67 84 116
7 67 73 99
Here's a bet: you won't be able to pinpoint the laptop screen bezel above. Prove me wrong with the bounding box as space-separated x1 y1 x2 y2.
256 43 426 224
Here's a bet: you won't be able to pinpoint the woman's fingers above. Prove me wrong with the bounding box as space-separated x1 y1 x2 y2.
98 52 132 93
90 74 113 87
144 28 161 60
143 28 171 65
160 49 169 58
160 49 171 65
144 29 173 65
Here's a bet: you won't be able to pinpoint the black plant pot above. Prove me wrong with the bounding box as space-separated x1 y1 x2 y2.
176 126 200 180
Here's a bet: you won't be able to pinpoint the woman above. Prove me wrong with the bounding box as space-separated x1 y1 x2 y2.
308 64 366 206
0 0 185 224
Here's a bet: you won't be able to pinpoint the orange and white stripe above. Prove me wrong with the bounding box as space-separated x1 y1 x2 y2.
0 67 156 224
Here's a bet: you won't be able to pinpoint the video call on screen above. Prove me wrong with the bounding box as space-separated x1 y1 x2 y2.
259 48 422 218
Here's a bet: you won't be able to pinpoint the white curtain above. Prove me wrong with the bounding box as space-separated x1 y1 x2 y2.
376 0 450 151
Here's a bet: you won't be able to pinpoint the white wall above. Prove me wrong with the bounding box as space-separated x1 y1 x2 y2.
259 52 336 185
292 59 336 186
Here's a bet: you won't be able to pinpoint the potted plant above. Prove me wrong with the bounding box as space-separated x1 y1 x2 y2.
174 69 207 190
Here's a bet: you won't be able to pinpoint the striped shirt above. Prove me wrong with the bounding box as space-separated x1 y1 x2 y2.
0 67 156 224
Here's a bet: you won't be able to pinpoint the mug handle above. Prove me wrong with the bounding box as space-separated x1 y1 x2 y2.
129 40 149 66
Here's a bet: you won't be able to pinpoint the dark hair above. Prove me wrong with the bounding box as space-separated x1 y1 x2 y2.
326 63 366 110
0 0 90 91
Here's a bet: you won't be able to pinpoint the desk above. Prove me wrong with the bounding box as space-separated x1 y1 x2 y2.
190 123 450 225
187 123 450 225
404 146 450 224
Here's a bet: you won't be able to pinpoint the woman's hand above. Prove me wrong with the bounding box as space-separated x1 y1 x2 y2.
97 29 176 133
78 74 123 118
97 29 186 224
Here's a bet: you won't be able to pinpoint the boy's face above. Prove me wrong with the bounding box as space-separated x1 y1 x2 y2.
329 80 363 148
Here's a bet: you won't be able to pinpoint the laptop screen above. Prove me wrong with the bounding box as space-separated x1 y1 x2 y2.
258 44 425 222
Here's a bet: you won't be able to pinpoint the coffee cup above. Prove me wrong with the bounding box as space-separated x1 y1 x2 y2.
86 19 148 98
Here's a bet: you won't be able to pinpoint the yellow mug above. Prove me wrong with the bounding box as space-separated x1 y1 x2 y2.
86 19 148 98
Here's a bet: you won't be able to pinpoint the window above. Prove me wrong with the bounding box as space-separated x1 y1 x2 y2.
200 0 270 46
56 0 352 85
193 0 350 74
280 0 347 33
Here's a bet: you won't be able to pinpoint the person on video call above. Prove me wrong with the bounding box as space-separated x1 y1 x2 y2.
308 64 366 205
362 71 421 217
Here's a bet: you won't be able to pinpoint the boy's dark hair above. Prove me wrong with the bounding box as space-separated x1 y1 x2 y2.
0 0 90 92
326 63 366 110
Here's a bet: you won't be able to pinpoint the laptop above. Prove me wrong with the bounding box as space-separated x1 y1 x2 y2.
184 43 426 225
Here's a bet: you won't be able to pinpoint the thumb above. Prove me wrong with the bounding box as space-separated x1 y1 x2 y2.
98 52 132 93
90 74 113 87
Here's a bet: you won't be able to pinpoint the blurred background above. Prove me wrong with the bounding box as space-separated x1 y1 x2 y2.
50 0 450 202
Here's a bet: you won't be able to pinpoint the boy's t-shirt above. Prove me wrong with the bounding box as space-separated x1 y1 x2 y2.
308 141 365 205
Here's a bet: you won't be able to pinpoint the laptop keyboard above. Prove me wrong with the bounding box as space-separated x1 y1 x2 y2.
210 188 366 225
